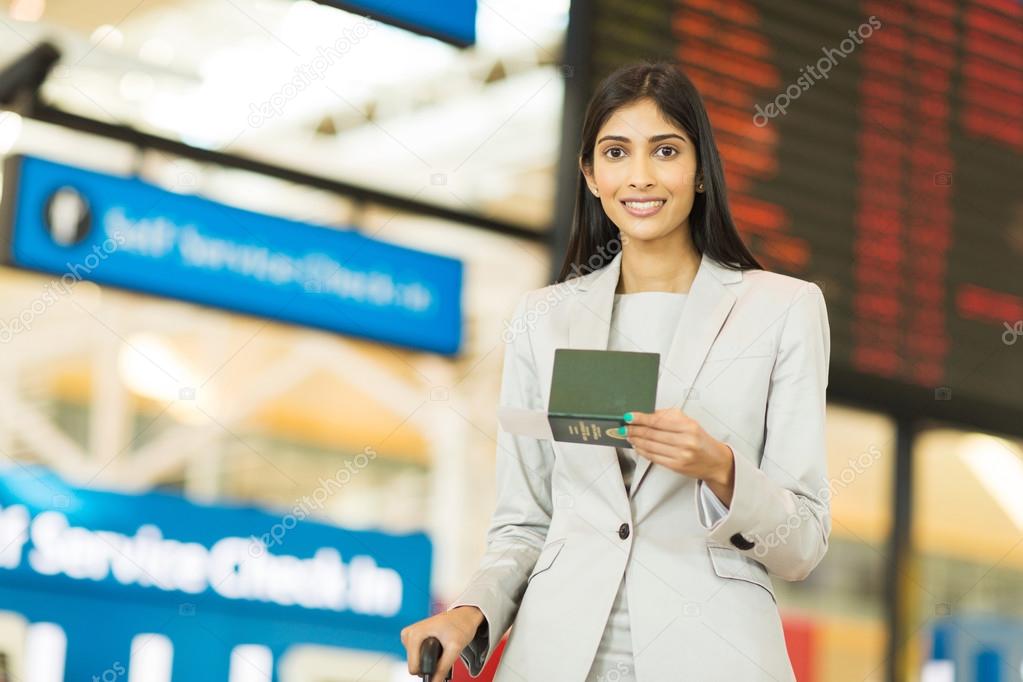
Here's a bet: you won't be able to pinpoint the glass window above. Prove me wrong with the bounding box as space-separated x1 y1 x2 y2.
910 427 1023 680
773 403 894 681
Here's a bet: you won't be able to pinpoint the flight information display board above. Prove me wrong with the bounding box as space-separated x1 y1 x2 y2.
577 0 1023 427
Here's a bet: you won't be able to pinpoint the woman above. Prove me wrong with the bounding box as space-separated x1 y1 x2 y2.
401 60 831 682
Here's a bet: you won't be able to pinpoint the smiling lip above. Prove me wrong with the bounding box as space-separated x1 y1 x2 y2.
620 198 666 217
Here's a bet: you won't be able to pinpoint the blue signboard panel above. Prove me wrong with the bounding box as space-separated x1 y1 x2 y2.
928 616 1023 682
0 465 431 680
0 155 463 354
324 0 477 46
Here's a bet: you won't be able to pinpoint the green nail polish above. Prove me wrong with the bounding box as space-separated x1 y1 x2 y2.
618 426 627 436
623 412 634 423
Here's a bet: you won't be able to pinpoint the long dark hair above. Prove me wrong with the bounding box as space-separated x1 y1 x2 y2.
555 60 763 282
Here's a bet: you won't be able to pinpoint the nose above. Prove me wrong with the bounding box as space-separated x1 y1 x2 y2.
627 155 655 190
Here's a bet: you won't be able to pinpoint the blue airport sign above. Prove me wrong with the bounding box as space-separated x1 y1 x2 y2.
0 465 432 680
0 154 463 354
323 0 477 46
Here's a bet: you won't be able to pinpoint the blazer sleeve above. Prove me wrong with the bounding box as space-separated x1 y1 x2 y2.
695 281 832 582
446 290 555 676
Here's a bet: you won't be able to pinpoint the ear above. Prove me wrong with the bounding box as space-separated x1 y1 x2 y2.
579 159 599 196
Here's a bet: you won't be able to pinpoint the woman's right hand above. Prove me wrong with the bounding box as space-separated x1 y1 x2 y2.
400 605 485 681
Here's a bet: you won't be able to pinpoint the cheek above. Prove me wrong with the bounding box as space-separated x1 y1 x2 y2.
667 194 695 216
594 164 624 191
663 162 698 192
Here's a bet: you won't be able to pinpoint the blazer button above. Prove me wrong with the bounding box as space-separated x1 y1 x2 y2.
730 532 755 550
618 523 630 540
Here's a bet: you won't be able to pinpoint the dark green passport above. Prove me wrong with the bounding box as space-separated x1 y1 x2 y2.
547 348 659 446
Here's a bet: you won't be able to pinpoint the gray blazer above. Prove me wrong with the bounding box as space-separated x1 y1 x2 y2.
448 250 832 681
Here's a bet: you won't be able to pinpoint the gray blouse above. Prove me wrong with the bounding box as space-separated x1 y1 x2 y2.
608 291 688 493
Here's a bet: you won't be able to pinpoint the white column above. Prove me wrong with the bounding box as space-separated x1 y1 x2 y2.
89 330 130 482
183 319 232 502
25 622 66 682
228 644 273 682
128 633 173 682
420 356 471 604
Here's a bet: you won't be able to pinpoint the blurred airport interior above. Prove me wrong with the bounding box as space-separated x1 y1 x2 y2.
0 0 1021 681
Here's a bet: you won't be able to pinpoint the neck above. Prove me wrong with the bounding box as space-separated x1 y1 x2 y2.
615 230 700 295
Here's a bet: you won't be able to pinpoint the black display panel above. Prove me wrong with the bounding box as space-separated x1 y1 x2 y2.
574 0 1023 430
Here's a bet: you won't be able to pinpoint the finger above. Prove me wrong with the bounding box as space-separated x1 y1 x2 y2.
633 447 682 472
625 424 685 446
651 407 692 430
629 410 682 433
434 647 461 682
632 445 671 465
628 436 679 458
406 634 421 675
654 408 695 429
630 410 680 427
622 410 654 425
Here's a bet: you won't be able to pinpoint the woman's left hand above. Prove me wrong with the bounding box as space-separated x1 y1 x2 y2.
621 408 734 487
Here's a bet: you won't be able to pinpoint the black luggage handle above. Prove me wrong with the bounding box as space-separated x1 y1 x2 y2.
419 636 452 681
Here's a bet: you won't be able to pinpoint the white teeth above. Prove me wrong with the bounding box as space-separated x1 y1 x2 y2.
624 200 664 209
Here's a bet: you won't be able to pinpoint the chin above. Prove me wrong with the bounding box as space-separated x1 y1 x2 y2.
616 220 673 242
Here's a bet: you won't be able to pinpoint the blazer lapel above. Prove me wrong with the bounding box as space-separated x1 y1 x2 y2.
567 249 742 500
565 251 629 505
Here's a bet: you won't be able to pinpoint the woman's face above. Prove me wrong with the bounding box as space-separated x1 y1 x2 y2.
582 98 701 243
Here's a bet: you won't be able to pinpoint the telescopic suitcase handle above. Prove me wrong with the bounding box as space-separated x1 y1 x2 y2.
419 636 452 681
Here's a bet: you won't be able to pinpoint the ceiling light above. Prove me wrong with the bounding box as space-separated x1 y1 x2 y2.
9 0 45 22
118 333 209 423
959 433 1023 530
90 24 124 50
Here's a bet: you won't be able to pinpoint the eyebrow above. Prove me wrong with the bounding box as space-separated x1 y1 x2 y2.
596 133 687 145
